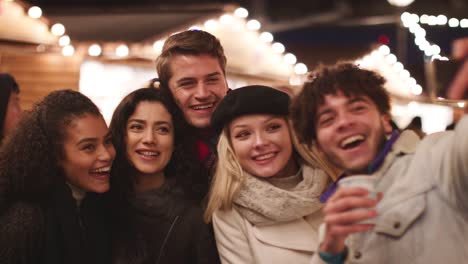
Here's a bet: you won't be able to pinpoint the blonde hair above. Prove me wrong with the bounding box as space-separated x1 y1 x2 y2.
289 119 342 182
204 128 244 222
204 117 340 222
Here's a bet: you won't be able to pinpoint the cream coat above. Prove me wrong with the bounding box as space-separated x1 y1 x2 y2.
312 116 468 264
213 206 323 264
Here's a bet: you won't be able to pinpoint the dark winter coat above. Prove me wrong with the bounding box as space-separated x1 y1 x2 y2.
0 183 111 264
112 183 220 264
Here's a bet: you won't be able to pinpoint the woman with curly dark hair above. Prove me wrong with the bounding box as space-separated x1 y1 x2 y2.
0 89 115 264
108 87 219 264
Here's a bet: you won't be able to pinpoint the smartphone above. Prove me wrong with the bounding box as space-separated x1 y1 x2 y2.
431 59 465 99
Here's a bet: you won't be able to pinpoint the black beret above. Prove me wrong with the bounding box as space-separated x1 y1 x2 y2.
211 85 290 132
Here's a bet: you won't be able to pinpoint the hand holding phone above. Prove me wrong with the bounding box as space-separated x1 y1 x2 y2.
447 38 468 100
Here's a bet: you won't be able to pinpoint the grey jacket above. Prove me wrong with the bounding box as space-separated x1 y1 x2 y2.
314 116 468 264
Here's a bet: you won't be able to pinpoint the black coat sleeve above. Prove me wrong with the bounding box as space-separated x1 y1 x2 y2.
187 207 221 264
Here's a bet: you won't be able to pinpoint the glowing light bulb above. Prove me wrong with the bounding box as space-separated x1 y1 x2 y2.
294 63 308 75
51 23 65 36
259 32 273 43
62 45 74 57
116 44 129 57
58 35 70 46
283 53 297 65
272 42 285 53
234 7 248 18
88 44 102 57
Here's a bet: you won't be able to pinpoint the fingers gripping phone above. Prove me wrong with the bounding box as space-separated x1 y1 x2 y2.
428 59 466 99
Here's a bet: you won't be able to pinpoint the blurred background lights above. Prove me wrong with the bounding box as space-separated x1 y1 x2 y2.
62 45 74 57
448 18 459 27
411 84 423 95
58 35 70 46
371 50 380 58
153 40 164 52
234 7 249 18
387 0 415 7
414 28 426 37
461 19 468 28
436 15 447 25
400 69 410 79
385 54 397 64
420 14 429 24
116 44 129 57
219 14 233 25
378 45 390 55
401 12 411 24
51 23 65 36
393 62 404 72
289 76 302 86
428 15 437 25
407 77 417 86
424 48 434 56
88 44 102 57
294 63 308 75
283 53 297 65
272 42 285 53
430 44 441 55
203 19 218 30
28 6 42 19
259 32 273 43
246 19 261 30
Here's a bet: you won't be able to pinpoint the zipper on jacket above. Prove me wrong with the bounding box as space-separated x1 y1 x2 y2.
155 215 180 264
76 205 88 245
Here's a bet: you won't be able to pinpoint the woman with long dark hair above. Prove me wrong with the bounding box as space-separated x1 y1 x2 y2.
108 87 219 264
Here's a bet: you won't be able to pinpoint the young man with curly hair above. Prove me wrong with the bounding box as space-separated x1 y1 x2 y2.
291 62 468 263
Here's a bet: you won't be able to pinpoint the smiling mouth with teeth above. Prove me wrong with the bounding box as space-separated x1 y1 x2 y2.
253 153 276 161
341 135 365 150
191 103 214 110
90 166 111 175
137 150 160 157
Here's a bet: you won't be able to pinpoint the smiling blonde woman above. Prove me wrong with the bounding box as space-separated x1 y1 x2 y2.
204 85 338 264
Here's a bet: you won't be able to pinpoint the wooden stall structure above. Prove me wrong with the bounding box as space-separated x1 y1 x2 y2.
0 0 82 110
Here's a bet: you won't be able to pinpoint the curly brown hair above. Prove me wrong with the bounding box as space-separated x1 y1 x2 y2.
0 90 101 210
290 62 390 145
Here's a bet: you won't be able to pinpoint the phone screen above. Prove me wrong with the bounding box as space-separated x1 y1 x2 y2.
433 59 464 98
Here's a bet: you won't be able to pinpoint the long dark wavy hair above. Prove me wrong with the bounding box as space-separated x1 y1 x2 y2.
107 88 208 259
0 89 101 212
109 87 208 202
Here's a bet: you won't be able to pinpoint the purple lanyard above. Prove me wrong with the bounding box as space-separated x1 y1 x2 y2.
319 130 400 203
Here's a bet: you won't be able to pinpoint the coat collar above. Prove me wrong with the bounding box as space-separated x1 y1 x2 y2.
373 129 435 211
374 129 420 180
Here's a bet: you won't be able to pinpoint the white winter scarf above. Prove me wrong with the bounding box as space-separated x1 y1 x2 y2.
233 165 327 226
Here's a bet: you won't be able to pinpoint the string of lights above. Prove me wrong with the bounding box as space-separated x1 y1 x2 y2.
18 3 308 82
